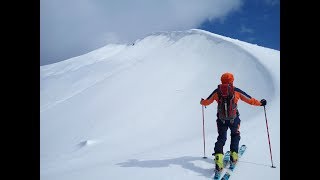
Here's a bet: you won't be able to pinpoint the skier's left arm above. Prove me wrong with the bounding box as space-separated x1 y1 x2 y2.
200 89 219 106
234 88 262 106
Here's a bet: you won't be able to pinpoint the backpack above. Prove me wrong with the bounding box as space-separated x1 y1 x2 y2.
217 83 238 121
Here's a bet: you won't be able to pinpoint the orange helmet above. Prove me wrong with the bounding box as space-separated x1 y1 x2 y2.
220 72 234 84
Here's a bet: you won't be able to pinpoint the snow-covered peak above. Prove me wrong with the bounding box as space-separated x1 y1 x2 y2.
40 29 279 180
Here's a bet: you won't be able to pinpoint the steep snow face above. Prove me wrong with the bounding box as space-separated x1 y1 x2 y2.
40 29 279 180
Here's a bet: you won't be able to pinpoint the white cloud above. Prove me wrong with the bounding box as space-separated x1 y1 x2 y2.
41 0 244 65
240 24 254 33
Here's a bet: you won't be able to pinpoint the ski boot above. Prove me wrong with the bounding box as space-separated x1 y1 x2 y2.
214 153 224 171
213 153 224 179
230 151 238 169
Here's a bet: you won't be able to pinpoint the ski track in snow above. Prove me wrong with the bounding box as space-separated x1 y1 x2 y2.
40 55 145 112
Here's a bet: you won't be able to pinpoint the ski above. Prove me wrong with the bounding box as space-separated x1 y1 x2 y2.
221 145 247 180
213 151 230 180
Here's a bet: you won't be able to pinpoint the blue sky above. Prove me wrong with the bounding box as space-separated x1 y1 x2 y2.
41 0 279 65
199 0 279 50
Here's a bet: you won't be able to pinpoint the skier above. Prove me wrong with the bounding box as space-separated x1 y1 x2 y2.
200 72 266 172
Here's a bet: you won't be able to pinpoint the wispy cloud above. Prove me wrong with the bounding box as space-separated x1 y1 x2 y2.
240 25 254 33
41 0 244 65
246 37 256 42
263 14 270 20
264 0 279 6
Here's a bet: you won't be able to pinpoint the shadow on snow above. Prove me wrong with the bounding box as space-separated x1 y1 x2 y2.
116 156 214 178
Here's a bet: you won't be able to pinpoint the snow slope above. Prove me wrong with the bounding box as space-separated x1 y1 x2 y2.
40 29 280 180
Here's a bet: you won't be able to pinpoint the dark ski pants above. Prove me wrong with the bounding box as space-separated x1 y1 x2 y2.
214 116 241 154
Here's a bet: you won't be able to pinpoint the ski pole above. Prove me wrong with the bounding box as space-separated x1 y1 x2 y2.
263 105 276 168
201 103 207 159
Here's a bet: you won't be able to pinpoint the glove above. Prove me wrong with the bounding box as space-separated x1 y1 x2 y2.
200 98 207 108
200 98 204 105
260 99 267 106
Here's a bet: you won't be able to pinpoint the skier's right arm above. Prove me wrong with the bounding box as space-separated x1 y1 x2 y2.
200 89 218 106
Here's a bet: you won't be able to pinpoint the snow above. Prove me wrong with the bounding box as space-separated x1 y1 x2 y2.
40 29 280 180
